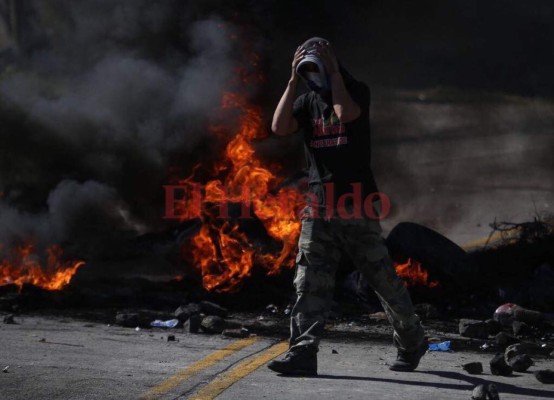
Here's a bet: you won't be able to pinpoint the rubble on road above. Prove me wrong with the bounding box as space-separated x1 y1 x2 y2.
115 313 139 328
459 319 490 339
184 314 201 333
222 328 249 338
507 354 533 372
200 315 227 334
462 362 483 374
471 383 500 400
3 314 15 324
489 353 512 376
534 369 554 384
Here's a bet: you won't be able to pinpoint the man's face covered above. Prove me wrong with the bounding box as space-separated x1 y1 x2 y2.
296 39 331 94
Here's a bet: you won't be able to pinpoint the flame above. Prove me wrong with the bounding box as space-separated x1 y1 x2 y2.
394 258 439 288
0 242 85 291
179 91 303 292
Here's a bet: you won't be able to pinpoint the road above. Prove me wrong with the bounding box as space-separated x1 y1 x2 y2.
1 316 553 399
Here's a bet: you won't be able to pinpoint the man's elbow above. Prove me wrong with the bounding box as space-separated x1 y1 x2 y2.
271 123 287 136
271 121 295 136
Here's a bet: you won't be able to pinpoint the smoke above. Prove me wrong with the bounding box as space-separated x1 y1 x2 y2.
0 1 239 260
1 0 553 266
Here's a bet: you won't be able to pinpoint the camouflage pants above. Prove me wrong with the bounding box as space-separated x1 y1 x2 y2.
289 207 425 354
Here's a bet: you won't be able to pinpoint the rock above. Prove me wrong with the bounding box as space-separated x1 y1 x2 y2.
174 303 201 322
221 328 249 338
490 353 512 376
184 314 201 333
332 349 339 354
485 319 502 335
512 321 532 336
3 314 15 324
462 362 483 374
507 354 533 372
2 366 8 373
200 301 227 317
115 313 139 328
494 332 519 348
504 343 544 362
471 383 500 400
534 370 554 384
200 315 226 334
167 334 176 342
459 319 489 339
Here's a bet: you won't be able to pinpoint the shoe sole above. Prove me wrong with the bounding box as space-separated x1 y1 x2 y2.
389 343 428 372
267 364 317 376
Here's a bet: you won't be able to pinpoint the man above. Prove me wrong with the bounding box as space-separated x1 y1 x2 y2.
267 37 426 376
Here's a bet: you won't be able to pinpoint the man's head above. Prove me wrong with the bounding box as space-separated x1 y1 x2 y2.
296 37 332 94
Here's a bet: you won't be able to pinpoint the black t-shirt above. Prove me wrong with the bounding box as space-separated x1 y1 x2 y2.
293 80 378 212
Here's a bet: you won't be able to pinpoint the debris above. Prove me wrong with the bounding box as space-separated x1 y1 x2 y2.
534 370 554 384
284 304 292 316
507 354 533 372
174 303 201 323
200 301 228 317
3 314 15 324
471 383 500 400
512 321 532 336
428 341 451 352
368 311 388 321
462 362 483 374
332 349 339 354
493 303 544 326
2 366 8 373
490 353 512 376
512 305 544 325
414 303 439 319
459 319 489 339
185 314 201 333
200 315 226 334
150 319 179 328
494 332 519 348
222 328 249 338
115 313 139 328
260 304 279 318
485 319 502 335
494 303 515 326
504 343 544 361
167 334 176 342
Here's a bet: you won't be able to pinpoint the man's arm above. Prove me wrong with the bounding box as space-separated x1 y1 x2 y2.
314 41 361 123
329 72 361 123
271 46 305 136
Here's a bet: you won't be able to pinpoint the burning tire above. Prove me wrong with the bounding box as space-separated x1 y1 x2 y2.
385 222 475 291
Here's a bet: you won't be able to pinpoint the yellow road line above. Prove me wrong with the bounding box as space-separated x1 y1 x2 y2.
141 336 259 400
191 341 289 400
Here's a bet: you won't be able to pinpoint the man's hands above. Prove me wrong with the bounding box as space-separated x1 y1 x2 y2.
291 46 307 82
312 40 339 76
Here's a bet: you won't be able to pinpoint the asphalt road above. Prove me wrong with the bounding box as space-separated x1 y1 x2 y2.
1 316 553 399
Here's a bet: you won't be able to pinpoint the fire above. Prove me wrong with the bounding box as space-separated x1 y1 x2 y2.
0 242 85 291
179 91 303 292
394 258 439 288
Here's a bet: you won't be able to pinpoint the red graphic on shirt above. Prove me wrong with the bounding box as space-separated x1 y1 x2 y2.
310 111 347 148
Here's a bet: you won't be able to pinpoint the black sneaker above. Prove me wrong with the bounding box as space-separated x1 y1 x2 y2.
267 347 317 376
389 341 428 372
